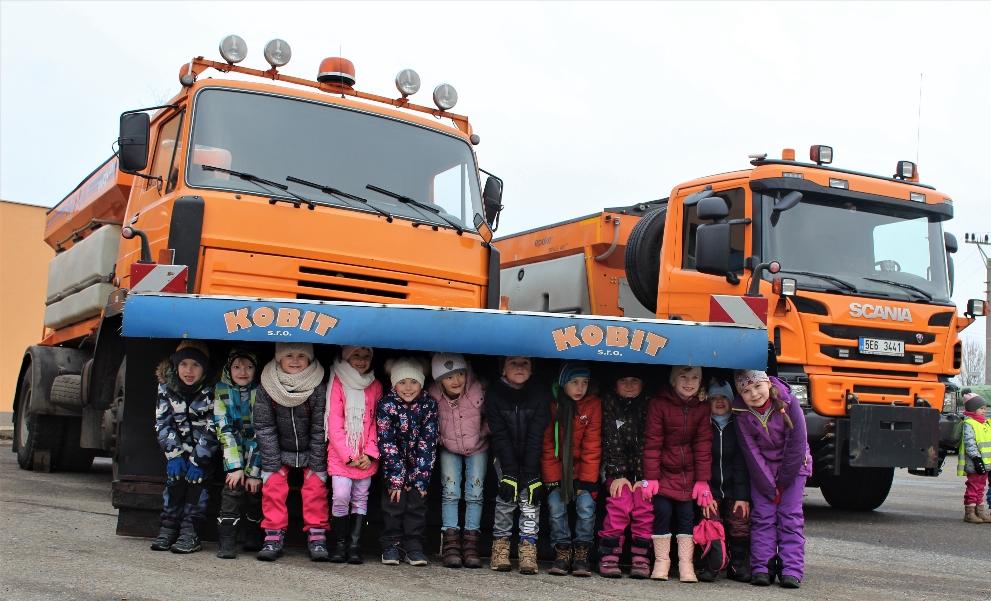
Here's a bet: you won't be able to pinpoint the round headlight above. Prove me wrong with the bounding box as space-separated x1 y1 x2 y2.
219 34 248 64
263 39 292 68
395 69 421 97
433 83 458 110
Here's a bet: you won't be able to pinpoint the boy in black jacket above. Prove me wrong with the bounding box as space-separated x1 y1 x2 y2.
698 379 751 582
486 356 550 575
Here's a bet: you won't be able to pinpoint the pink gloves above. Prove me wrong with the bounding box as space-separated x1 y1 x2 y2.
692 480 713 507
641 479 660 501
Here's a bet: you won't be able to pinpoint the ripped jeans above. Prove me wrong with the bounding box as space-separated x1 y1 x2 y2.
439 448 488 531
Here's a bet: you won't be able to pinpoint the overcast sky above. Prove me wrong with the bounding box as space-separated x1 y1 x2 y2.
1 1 988 342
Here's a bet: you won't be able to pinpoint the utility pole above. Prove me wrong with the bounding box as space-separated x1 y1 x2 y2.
965 232 991 383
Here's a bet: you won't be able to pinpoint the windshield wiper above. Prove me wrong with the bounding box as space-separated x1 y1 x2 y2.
286 176 393 222
201 165 315 209
862 277 933 301
366 184 464 235
777 269 858 293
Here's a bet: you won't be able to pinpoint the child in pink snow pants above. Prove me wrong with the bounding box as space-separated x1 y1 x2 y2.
733 370 812 589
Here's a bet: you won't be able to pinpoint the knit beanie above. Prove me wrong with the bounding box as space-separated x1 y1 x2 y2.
734 369 770 392
432 352 467 381
669 365 702 387
558 361 591 389
707 379 734 401
341 345 373 362
388 357 425 387
274 342 315 363
171 340 210 370
964 395 987 413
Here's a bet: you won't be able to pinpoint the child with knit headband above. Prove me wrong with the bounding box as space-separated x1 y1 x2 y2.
253 342 330 562
326 345 382 563
732 369 811 589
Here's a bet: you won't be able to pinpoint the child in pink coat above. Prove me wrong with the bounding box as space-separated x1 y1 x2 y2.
325 345 383 564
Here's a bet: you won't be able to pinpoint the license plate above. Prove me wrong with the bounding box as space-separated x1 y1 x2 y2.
858 337 904 357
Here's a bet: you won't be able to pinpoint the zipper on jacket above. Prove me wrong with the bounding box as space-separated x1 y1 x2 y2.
291 406 300 467
717 424 725 498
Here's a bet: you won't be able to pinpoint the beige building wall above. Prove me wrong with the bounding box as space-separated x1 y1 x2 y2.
0 200 53 414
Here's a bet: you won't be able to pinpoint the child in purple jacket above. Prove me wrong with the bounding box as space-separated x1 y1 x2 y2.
733 370 811 590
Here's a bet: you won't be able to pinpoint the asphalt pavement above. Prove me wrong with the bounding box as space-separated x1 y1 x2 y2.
1 441 988 601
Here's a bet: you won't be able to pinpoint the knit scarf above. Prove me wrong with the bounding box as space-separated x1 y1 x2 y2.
261 359 324 408
555 395 576 504
964 410 987 424
331 359 375 454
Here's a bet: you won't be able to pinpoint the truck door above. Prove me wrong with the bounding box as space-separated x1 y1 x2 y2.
660 186 750 321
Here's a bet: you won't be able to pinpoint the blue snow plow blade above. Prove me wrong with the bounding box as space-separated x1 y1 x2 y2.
122 293 767 369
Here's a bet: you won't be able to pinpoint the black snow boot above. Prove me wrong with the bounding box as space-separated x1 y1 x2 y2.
727 537 751 583
242 517 264 552
150 525 178 551
216 517 239 559
257 529 285 561
346 515 365 564
170 525 202 554
329 515 348 563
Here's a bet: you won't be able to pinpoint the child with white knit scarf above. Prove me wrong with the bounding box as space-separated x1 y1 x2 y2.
325 345 383 564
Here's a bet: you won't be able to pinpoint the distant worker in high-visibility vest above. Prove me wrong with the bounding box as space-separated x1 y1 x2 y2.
958 394 991 524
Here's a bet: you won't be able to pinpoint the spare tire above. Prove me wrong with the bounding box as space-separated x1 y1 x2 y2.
624 207 666 313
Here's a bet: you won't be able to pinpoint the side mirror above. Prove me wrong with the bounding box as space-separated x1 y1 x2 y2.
695 222 734 279
118 112 150 173
944 231 958 254
697 196 729 221
473 213 493 244
770 190 803 225
482 175 504 227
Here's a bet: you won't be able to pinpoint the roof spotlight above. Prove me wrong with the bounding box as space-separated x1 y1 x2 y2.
219 34 248 64
810 145 833 165
433 83 458 110
395 69 421 97
263 39 292 68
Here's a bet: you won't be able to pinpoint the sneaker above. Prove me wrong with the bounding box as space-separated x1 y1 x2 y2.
170 531 202 554
381 546 402 565
150 526 178 551
406 549 429 566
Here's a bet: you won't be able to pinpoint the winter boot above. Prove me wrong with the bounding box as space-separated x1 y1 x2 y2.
329 515 348 563
346 515 365 564
650 534 671 580
597 536 622 578
170 525 202 554
572 542 592 577
629 537 652 579
779 575 801 589
727 537 752 582
462 530 482 568
974 504 991 523
518 538 538 575
216 517 239 559
149 525 178 551
490 537 511 572
242 517 264 552
308 528 330 561
442 528 463 568
548 543 572 575
257 529 285 561
676 535 698 583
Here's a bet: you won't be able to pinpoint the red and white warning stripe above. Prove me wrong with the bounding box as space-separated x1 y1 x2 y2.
131 264 188 293
708 295 768 327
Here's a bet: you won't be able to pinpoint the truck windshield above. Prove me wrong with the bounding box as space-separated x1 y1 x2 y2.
186 88 483 231
761 191 950 302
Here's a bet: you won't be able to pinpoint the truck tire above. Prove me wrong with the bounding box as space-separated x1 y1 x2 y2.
50 374 82 408
56 417 96 472
819 466 894 511
624 207 666 313
110 360 125 480
14 374 64 472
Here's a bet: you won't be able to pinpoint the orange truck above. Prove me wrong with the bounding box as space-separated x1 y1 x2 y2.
11 36 505 532
497 146 988 510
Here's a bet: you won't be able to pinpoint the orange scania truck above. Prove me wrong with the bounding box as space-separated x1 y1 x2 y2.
12 37 505 531
497 146 987 510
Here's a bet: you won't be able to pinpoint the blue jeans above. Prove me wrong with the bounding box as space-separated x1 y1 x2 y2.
546 487 596 545
439 449 488 531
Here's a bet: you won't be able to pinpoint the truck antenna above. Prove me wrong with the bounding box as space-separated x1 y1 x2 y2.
916 72 923 165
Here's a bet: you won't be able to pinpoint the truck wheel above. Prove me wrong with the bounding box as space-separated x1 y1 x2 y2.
819 466 894 511
624 207 666 313
56 417 96 472
14 373 64 472
110 360 126 480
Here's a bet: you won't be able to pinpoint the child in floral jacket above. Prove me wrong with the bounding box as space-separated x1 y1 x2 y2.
377 357 439 566
212 347 263 559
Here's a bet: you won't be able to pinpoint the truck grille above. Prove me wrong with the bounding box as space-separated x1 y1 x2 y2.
297 266 408 301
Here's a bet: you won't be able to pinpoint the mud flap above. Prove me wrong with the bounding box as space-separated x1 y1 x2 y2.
848 405 939 469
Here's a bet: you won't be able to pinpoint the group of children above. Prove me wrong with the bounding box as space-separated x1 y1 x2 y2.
150 339 811 589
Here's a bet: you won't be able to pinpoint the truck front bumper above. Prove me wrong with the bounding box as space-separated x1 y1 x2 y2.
806 404 941 470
